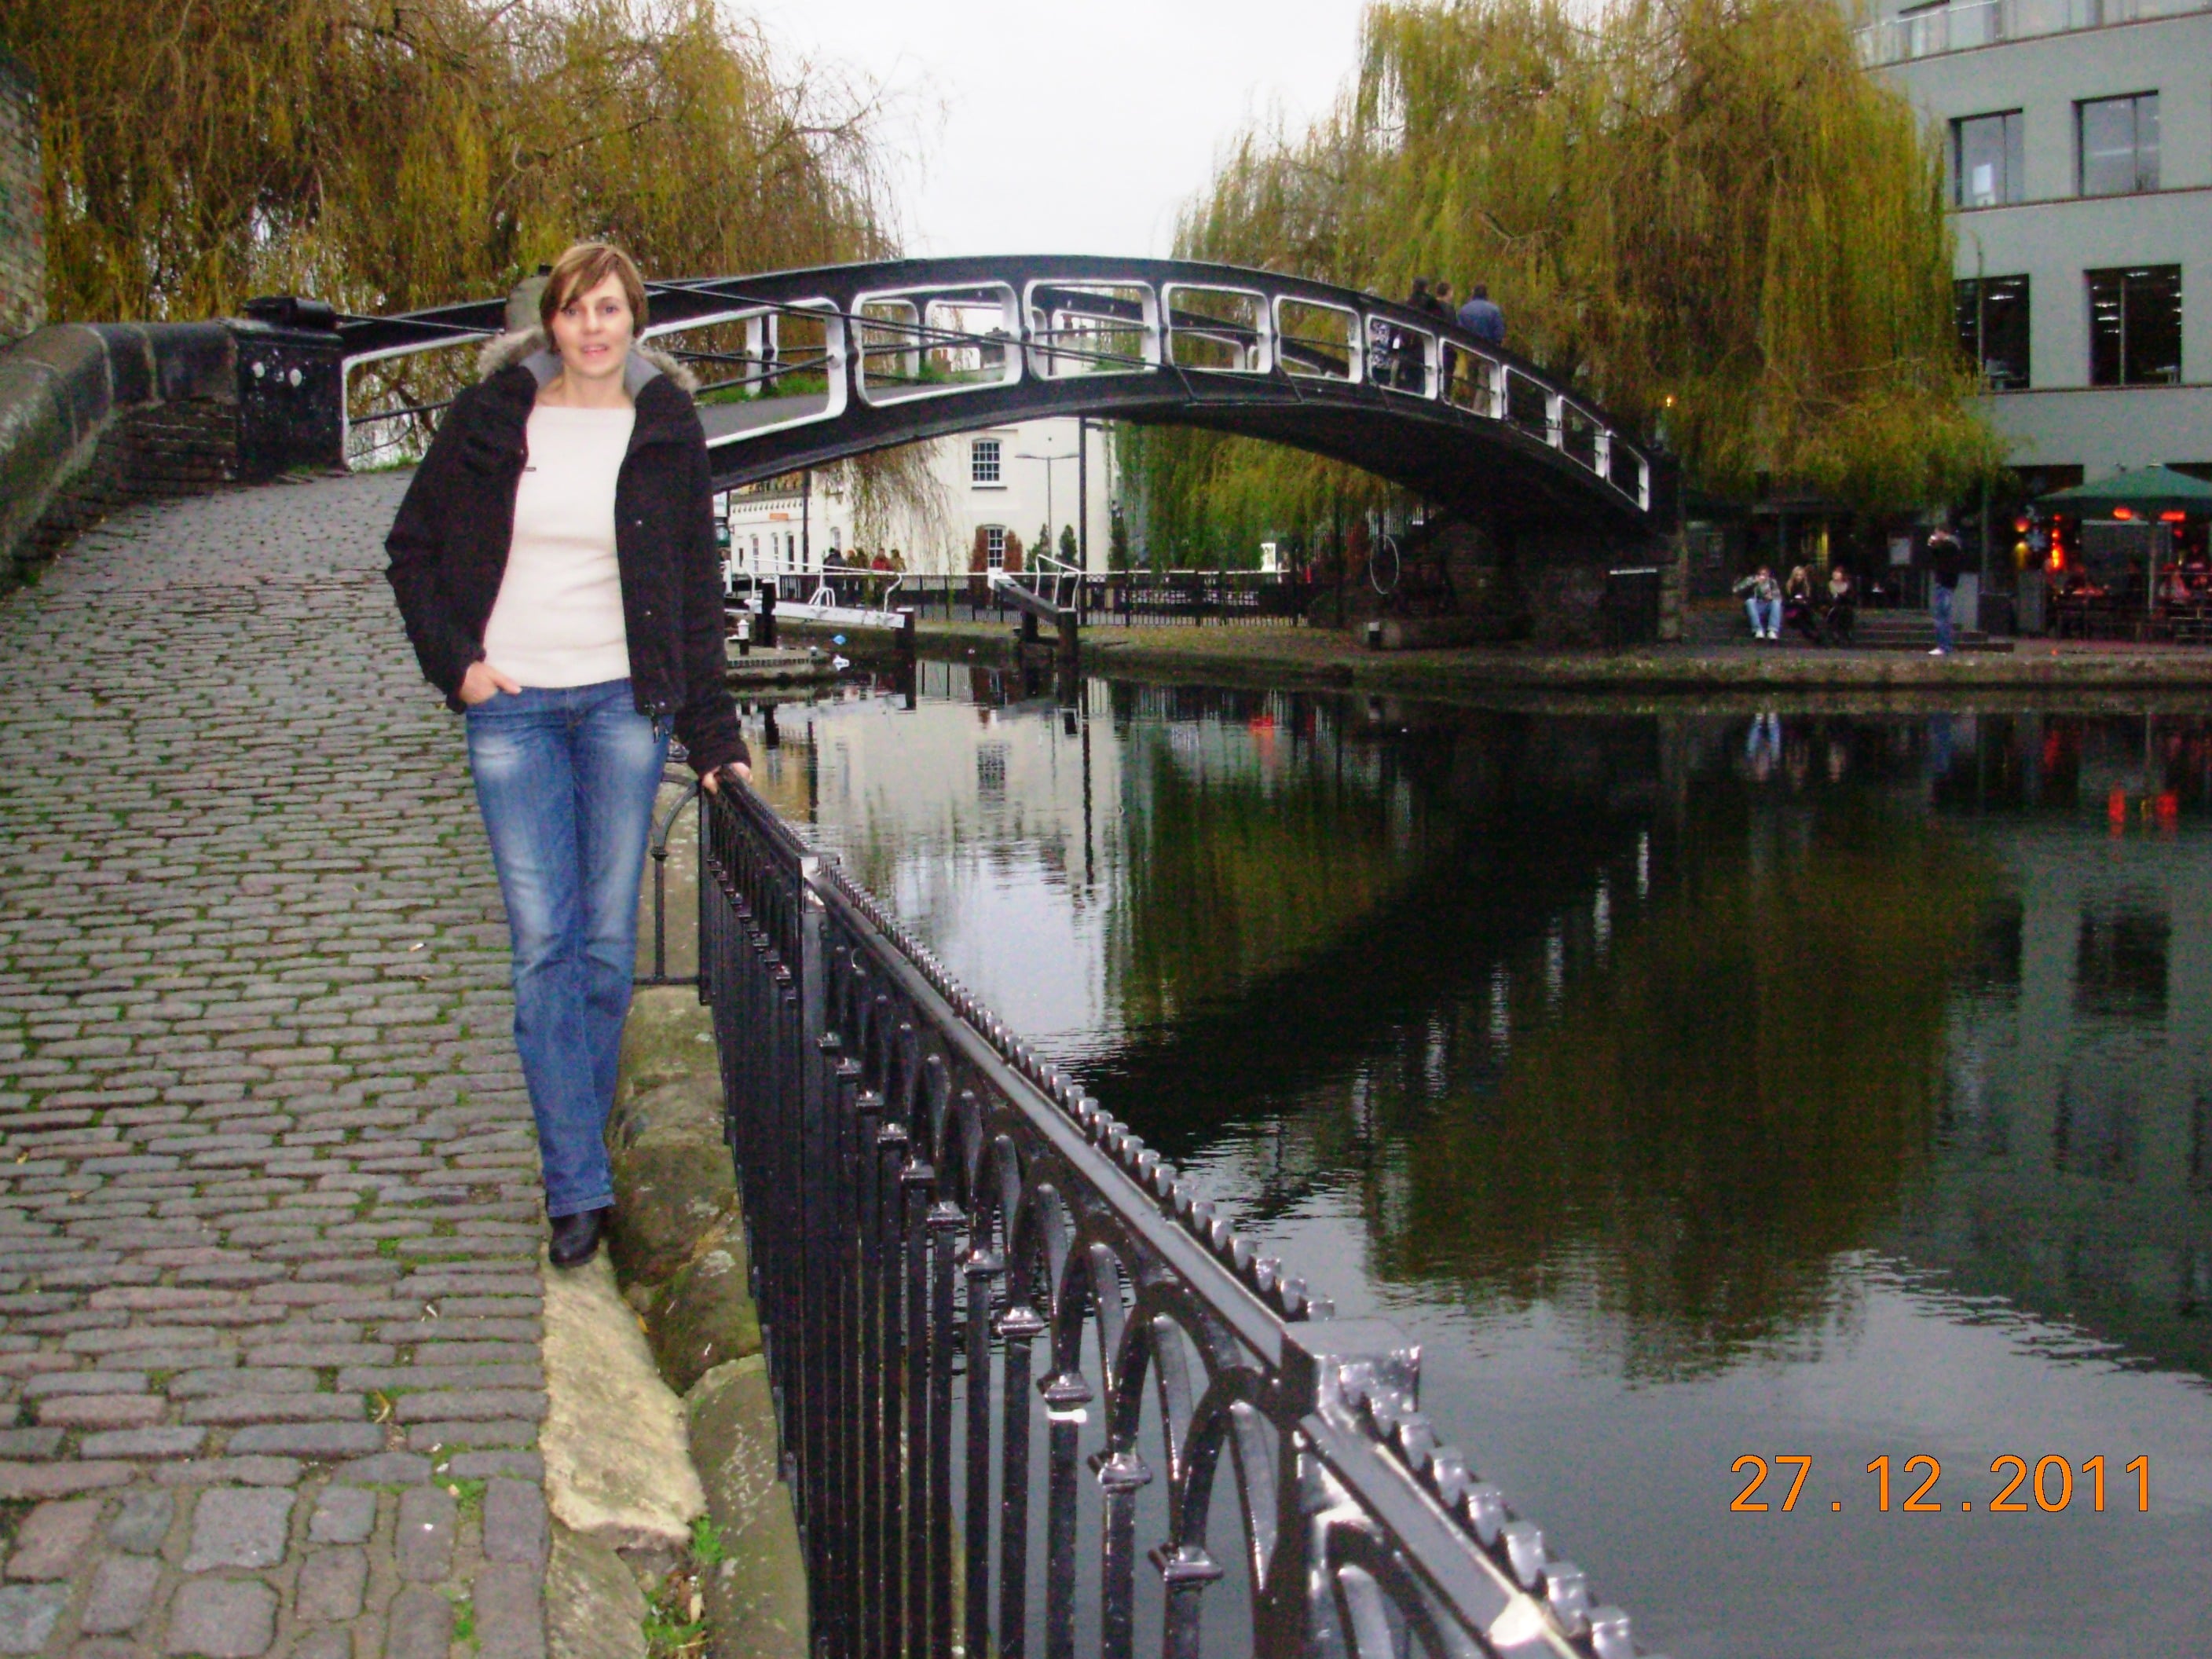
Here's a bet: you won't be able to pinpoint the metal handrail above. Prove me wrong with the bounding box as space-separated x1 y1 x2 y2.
808 560 906 610
698 778 1655 1658
336 257 1661 522
1855 0 2208 63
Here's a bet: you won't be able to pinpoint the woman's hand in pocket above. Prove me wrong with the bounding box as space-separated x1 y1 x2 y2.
460 661 522 706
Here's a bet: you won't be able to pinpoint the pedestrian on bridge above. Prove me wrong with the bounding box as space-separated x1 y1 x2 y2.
1456 283 1506 346
385 240 753 1269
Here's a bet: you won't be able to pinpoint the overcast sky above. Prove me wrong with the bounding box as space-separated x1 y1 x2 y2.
749 0 1372 258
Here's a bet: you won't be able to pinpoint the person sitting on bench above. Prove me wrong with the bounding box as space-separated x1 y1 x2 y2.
1823 565 1857 646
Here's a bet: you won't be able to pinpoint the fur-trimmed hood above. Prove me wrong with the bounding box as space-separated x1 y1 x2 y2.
474 325 698 394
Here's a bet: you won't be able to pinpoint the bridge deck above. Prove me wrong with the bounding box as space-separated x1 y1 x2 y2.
0 477 551 1659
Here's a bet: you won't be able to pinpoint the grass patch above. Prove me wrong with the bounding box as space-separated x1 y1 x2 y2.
449 1588 478 1648
376 1236 401 1258
641 1515 731 1659
442 1475 488 1520
690 1515 726 1569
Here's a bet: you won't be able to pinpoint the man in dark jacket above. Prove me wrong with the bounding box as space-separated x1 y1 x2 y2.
1456 283 1506 345
1928 530 1965 656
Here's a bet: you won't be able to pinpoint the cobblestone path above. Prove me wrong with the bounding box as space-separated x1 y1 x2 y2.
0 475 550 1659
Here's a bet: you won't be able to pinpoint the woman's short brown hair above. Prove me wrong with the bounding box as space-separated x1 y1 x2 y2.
539 242 649 336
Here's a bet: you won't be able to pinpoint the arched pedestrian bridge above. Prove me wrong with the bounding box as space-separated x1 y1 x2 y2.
338 256 1659 538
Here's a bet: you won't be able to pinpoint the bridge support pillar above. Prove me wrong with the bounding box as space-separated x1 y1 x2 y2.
1055 606 1079 666
232 303 345 480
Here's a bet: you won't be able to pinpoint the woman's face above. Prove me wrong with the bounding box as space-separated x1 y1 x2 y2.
549 273 635 385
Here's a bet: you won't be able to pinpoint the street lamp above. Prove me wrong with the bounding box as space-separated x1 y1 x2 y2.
1016 441 1079 565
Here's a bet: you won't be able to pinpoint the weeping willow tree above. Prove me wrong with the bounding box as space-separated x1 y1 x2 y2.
1 0 939 497
1132 0 2001 563
1 0 894 321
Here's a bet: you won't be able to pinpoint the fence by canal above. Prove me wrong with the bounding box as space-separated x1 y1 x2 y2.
684 773 1646 1658
756 566 1323 628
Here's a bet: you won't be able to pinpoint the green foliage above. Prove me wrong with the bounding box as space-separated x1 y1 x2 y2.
1141 0 2001 531
690 1514 727 1568
4 0 895 324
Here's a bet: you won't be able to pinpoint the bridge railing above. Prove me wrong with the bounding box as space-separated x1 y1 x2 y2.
804 569 1320 628
699 778 1657 1658
334 258 1656 518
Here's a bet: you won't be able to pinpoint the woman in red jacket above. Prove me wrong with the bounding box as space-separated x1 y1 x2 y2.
386 242 748 1268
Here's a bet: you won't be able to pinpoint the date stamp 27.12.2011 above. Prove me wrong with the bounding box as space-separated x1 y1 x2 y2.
1731 1454 2150 1514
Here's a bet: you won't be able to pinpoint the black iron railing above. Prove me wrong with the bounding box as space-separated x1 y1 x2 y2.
771 569 1320 628
697 780 1656 1659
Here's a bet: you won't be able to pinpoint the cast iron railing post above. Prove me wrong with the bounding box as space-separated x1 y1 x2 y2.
901 1154 936 1658
852 1085 888 1659
961 1245 1005 1659
927 1200 963 1658
1040 1365 1091 1659
873 1117 911 1657
994 1300 1045 1657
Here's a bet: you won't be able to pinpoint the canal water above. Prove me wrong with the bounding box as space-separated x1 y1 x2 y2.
745 664 2212 1658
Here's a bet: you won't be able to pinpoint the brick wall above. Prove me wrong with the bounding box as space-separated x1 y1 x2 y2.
13 402 239 580
0 51 44 349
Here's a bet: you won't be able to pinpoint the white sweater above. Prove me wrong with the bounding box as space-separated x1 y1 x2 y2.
482 405 637 687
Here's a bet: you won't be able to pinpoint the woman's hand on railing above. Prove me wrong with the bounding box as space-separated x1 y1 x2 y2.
701 761 753 795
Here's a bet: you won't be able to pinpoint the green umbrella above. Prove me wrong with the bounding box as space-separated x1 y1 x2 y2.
2034 465 2212 517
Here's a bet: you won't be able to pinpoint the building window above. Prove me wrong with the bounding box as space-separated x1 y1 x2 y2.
984 526 1006 570
2078 93 2159 196
1954 276 2031 389
1951 112 2023 207
972 438 1002 486
2086 266 2181 386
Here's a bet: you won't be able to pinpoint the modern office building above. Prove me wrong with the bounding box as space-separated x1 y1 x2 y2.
722 416 1117 581
1861 0 2212 485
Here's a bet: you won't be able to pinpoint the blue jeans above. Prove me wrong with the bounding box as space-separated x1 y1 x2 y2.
1932 582 1955 651
467 681 666 1217
1746 595 1779 635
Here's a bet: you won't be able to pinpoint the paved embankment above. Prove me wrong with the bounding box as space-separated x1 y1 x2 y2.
0 474 551 1659
908 615 2212 701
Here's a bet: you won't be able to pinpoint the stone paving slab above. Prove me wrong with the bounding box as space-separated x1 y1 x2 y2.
0 476 549 1658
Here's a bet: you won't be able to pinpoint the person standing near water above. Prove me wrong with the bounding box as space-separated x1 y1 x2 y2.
1927 529 1964 656
384 241 751 1268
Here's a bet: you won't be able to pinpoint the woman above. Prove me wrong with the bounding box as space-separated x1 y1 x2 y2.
1782 564 1819 643
1823 563 1857 646
386 242 749 1268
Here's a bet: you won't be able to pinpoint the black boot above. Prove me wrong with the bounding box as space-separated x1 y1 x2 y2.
548 1207 610 1269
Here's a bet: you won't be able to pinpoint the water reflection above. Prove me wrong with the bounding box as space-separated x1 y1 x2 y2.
749 675 2212 1657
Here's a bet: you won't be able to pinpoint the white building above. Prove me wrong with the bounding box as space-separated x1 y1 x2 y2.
721 416 1118 582
1861 0 2212 484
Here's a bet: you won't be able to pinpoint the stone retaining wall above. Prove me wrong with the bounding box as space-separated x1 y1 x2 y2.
0 52 42 349
0 323 238 592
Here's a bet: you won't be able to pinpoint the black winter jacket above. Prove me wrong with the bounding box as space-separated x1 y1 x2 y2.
384 331 747 776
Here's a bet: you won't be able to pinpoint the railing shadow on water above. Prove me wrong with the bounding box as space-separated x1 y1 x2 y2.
686 776 1659 1659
